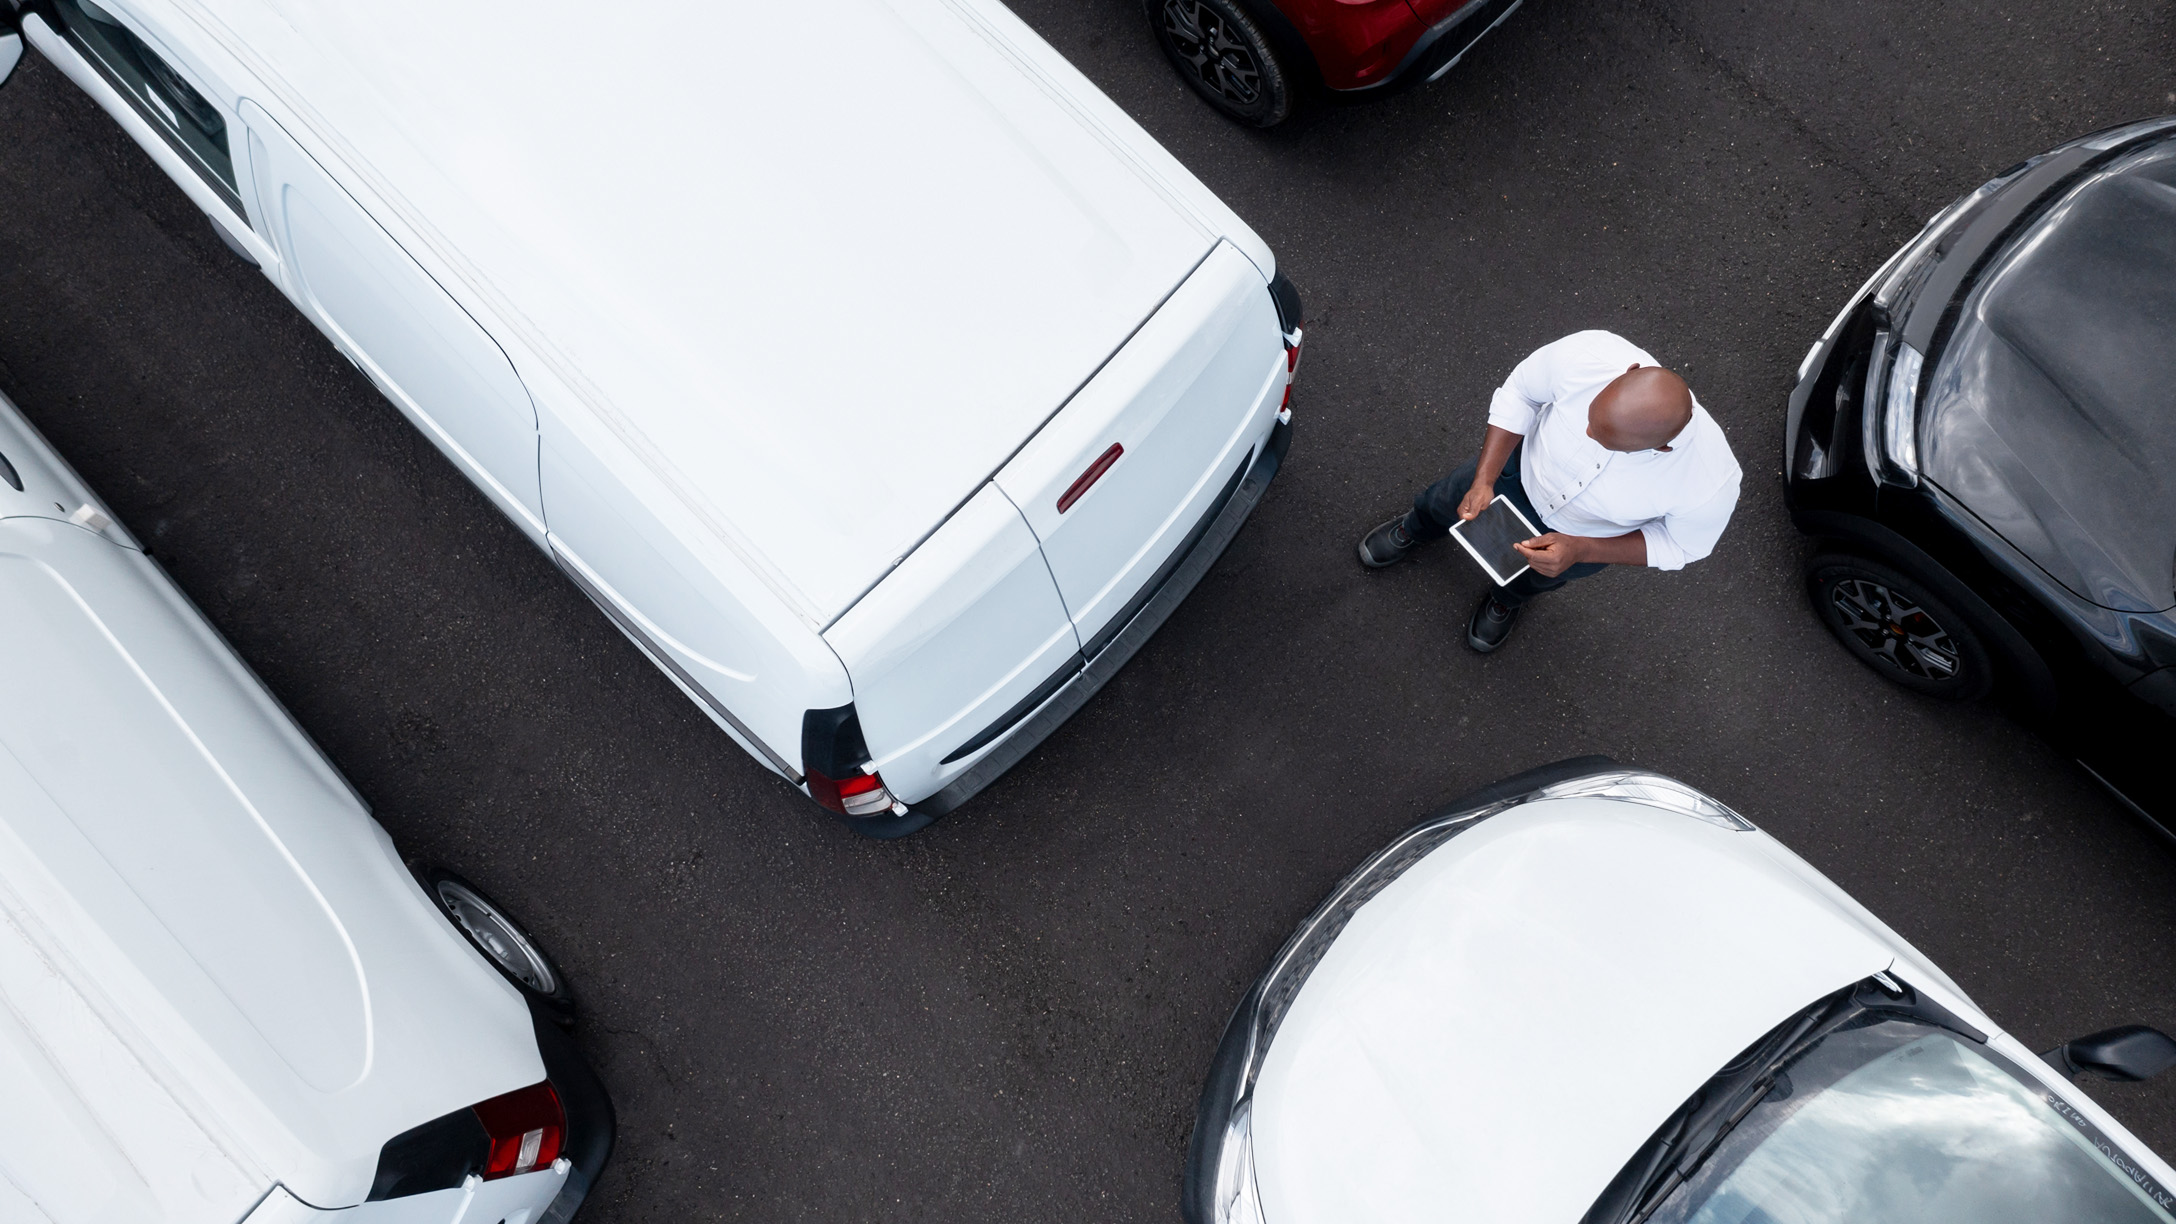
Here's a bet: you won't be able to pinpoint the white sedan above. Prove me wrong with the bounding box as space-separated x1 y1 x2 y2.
1186 758 2176 1224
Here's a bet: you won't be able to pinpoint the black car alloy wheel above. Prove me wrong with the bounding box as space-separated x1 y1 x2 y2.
1808 554 1994 700
1152 0 1292 127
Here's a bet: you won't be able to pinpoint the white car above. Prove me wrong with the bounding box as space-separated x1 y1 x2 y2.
0 389 613 1221
0 0 1303 835
1186 758 2176 1224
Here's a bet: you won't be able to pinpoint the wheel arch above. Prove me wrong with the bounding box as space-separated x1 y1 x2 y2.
1797 509 2059 713
1144 0 1326 95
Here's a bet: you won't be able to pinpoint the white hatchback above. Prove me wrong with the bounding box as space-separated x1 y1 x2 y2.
0 390 613 1222
1186 758 2176 1224
0 0 1302 835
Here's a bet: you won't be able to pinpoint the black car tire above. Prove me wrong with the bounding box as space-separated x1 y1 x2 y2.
423 868 579 1027
1808 554 1995 700
1148 0 1293 127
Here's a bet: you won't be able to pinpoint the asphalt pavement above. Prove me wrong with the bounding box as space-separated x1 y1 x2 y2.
3 2 2174 1219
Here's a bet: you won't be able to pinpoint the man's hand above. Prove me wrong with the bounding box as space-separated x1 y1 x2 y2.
1513 533 1583 577
1458 483 1495 521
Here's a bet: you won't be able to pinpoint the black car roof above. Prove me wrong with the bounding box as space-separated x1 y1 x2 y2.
1921 136 2176 613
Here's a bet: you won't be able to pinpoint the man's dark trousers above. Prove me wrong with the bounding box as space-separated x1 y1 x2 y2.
1404 444 1609 608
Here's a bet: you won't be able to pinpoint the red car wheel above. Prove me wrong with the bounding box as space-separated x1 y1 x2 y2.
1149 0 1295 126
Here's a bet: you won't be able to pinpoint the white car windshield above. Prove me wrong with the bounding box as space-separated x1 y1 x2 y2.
1652 1021 2175 1224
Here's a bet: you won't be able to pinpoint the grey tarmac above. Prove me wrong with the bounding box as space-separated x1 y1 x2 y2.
1 1 2172 1219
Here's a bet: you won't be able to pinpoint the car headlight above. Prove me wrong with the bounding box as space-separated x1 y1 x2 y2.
1880 339 1924 479
1210 1100 1268 1224
1531 769 1754 830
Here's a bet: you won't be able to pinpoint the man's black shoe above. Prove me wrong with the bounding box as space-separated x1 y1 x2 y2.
1466 592 1521 653
1357 516 1417 568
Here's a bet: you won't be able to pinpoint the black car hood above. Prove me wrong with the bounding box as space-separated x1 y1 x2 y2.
1921 137 2176 613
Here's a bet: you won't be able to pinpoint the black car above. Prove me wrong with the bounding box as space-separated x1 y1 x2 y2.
1786 117 2176 826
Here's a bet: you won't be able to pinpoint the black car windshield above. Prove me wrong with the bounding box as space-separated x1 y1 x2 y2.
1647 1019 2175 1224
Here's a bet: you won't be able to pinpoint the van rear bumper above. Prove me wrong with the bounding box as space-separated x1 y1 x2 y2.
910 416 1291 818
533 1006 615 1224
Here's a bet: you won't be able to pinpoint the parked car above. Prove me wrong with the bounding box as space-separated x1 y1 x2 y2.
0 0 1302 837
1146 0 1524 127
1185 757 2176 1224
1785 116 2176 825
0 387 612 1222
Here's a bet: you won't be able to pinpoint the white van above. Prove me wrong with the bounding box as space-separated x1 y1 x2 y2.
0 389 614 1221
0 0 1304 835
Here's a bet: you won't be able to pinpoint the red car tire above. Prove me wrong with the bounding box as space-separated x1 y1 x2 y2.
1147 0 1296 127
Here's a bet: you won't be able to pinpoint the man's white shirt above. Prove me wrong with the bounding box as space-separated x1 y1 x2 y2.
1486 330 1742 571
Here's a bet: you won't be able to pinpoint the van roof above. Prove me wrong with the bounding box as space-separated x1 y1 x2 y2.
0 516 543 1209
196 0 1247 626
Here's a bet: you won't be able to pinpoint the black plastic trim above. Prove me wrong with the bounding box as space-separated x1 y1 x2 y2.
940 650 1084 766
799 703 870 779
366 1105 488 1202
532 1003 616 1224
1268 271 1303 336
912 417 1292 818
0 447 20 492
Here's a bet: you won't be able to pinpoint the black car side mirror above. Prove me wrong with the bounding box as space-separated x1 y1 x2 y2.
2041 1025 2176 1082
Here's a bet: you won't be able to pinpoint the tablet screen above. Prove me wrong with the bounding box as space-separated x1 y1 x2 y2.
1449 496 1542 585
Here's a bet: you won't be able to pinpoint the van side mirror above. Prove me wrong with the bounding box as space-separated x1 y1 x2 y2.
2041 1025 2176 1082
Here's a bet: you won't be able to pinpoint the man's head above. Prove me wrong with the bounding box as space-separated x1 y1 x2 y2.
1587 364 1694 452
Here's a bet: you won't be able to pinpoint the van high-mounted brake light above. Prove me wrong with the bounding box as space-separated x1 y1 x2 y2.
1057 443 1124 513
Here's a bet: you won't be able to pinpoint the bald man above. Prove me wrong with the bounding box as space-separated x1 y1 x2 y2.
1357 331 1742 652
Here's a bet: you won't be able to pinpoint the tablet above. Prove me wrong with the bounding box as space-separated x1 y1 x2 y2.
1449 495 1543 586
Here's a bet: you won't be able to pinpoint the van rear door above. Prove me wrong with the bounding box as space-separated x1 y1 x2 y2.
995 243 1286 654
823 485 1081 801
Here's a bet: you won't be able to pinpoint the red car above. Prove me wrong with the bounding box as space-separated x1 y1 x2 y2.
1148 0 1523 126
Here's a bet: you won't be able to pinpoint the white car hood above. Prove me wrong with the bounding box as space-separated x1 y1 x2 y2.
1249 797 1905 1224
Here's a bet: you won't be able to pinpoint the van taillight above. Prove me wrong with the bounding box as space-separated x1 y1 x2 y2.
473 1081 565 1179
1280 328 1303 420
367 1080 566 1201
807 766 899 817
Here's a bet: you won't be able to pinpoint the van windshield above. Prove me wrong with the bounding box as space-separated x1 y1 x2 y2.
1649 1020 2176 1224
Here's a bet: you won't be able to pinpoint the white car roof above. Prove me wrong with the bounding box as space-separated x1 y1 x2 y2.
187 0 1257 626
1249 797 1906 1224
